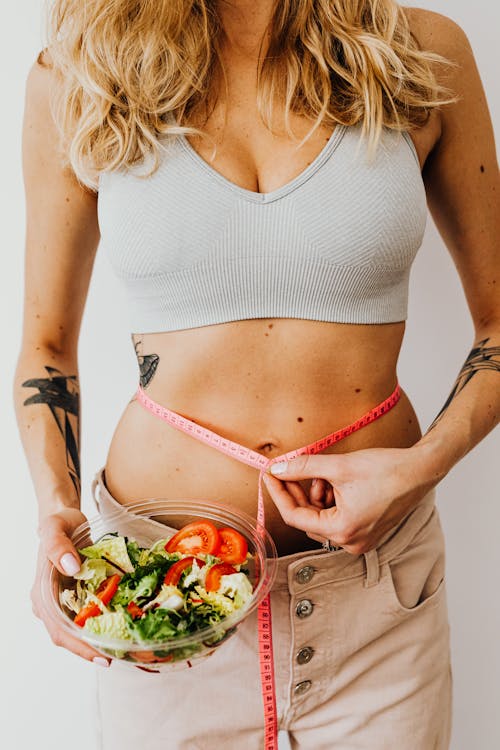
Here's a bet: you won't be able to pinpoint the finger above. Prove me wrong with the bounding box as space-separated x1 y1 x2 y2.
283 480 310 507
41 615 112 665
324 485 336 508
268 453 344 482
39 518 82 576
309 478 329 508
263 473 336 537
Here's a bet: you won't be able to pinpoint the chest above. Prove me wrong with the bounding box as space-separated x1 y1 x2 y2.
97 121 427 279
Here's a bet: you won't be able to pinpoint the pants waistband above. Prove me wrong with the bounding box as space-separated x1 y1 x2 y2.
91 466 437 592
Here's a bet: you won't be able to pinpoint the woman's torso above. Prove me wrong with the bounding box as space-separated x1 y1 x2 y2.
103 83 442 556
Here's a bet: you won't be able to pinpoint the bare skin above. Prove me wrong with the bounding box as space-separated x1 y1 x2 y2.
103 8 441 553
14 5 499 667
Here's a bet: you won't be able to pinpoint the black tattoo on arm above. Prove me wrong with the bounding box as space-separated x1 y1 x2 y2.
22 367 81 496
133 337 160 388
428 338 500 431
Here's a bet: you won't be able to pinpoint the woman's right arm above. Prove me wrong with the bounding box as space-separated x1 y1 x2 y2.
13 48 105 664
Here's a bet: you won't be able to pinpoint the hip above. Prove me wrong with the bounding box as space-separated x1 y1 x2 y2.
103 383 421 554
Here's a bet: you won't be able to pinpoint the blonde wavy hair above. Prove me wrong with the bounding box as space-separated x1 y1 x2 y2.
39 0 457 192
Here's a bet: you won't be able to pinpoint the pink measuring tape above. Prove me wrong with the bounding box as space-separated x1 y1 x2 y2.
136 382 401 748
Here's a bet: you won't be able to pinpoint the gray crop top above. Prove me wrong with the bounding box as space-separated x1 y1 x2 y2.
97 121 427 333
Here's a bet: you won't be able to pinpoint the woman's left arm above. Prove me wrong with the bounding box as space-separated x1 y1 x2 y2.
263 12 500 554
416 10 500 470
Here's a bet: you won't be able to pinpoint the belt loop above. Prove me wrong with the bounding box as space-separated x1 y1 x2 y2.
363 548 380 588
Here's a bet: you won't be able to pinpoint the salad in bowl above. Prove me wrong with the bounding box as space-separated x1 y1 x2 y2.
41 499 277 671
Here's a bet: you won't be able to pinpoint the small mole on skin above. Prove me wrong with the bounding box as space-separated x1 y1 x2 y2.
264 333 269 337
65 197 70 202
355 388 361 393
408 419 413 424
480 165 485 173
268 324 273 329
297 417 303 423
36 314 40 319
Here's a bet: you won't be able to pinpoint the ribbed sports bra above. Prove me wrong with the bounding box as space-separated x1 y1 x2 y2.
97 120 427 333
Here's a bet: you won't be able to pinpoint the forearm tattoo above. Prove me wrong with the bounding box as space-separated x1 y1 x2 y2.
133 337 159 388
22 367 81 496
428 337 500 431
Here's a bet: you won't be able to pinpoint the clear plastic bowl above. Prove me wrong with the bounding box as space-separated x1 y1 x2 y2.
41 498 277 672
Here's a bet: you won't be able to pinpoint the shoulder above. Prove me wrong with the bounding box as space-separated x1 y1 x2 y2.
25 46 59 116
23 46 72 184
402 6 473 63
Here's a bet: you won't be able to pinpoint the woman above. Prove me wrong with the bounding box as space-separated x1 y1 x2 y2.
14 0 499 748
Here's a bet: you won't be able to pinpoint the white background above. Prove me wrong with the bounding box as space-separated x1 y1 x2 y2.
1 2 498 748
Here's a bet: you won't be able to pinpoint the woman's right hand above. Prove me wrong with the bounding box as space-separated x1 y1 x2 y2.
32 507 111 666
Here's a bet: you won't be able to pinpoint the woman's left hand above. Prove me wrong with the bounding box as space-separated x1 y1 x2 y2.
262 446 438 555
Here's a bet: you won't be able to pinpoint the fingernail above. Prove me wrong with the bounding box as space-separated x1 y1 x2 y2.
60 553 81 575
269 461 287 475
311 478 318 488
93 657 110 667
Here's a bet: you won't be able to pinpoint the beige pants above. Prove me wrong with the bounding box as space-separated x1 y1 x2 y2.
90 467 452 749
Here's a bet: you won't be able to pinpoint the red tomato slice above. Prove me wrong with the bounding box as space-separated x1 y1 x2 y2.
165 520 220 555
126 601 145 619
133 650 174 664
163 556 205 586
205 563 238 592
74 574 122 627
96 574 122 605
215 527 248 565
74 602 101 627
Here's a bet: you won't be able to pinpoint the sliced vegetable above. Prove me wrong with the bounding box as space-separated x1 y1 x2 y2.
63 524 256 651
72 559 113 593
143 584 184 612
132 650 174 663
74 602 101 627
79 533 135 573
165 520 220 556
126 601 145 619
84 610 132 640
164 557 206 586
96 574 122 605
111 569 162 608
205 563 238 592
215 527 248 565
74 574 121 626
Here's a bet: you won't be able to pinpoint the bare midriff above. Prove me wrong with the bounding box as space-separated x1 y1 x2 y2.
104 318 421 555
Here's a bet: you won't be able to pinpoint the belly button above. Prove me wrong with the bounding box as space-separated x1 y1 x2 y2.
257 441 279 454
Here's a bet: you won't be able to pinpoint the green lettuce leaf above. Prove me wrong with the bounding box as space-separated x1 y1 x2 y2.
127 608 178 642
79 533 134 573
137 540 178 567
84 610 133 641
72 558 117 593
111 569 161 607
125 540 142 566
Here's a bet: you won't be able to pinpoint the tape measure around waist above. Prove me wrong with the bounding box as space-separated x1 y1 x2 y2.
135 382 401 748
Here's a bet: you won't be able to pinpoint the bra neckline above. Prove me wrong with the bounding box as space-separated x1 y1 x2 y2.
176 122 349 204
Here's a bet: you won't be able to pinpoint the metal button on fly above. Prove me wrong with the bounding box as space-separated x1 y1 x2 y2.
296 646 314 665
296 599 314 618
295 565 315 584
294 680 312 696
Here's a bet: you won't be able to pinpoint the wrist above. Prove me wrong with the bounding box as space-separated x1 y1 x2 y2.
407 431 464 488
37 485 80 525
